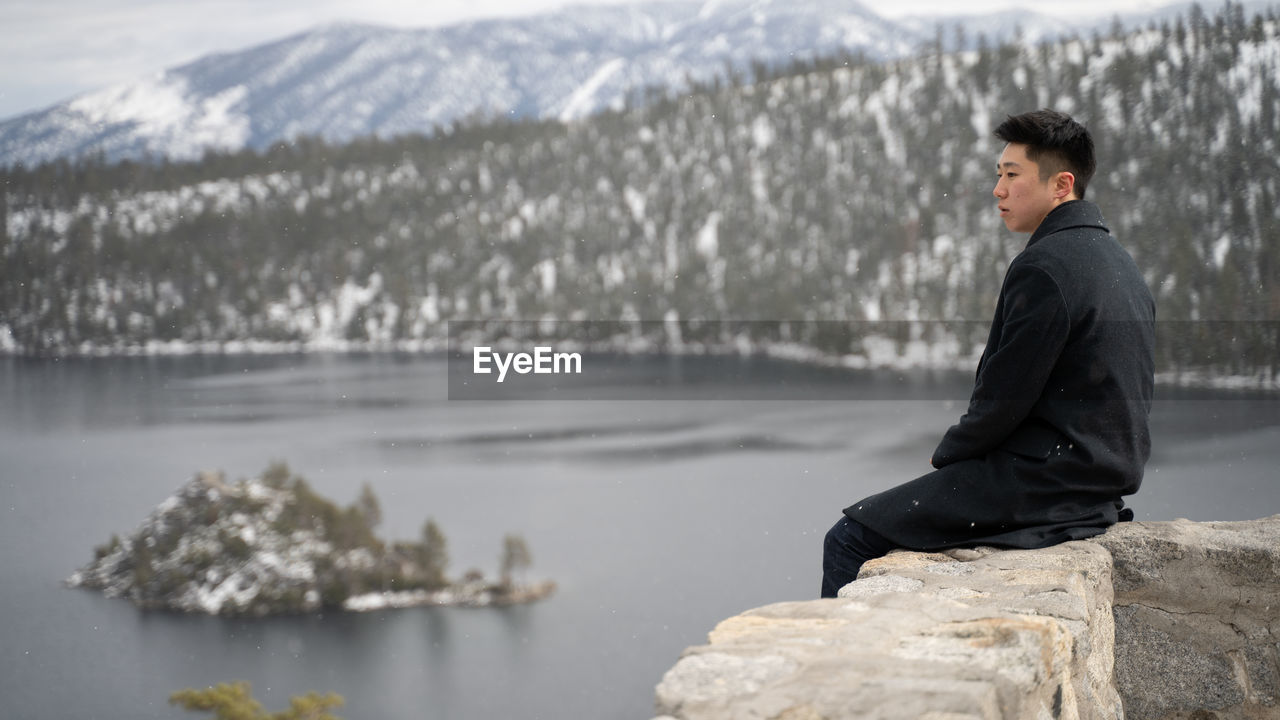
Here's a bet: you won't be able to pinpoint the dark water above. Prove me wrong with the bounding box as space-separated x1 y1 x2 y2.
1 354 1277 720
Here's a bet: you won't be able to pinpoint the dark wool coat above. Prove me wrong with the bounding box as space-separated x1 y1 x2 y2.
845 200 1155 550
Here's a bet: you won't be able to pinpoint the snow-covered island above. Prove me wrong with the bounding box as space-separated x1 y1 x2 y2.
67 465 554 615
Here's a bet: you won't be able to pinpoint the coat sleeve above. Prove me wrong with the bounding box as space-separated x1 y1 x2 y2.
931 262 1070 468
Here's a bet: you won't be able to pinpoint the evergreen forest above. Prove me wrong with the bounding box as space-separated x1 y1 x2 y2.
3 3 1278 381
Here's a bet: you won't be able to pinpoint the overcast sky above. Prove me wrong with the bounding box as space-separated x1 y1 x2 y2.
0 0 1174 120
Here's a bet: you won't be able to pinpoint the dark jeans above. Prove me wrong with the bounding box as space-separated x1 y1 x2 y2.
821 516 897 598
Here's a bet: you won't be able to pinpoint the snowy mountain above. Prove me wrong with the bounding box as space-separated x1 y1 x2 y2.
5 3 1278 381
0 0 1183 168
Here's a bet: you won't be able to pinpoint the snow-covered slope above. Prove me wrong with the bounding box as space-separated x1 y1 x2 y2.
7 6 1277 379
0 0 1156 167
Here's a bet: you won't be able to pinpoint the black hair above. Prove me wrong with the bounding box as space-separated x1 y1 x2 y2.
993 109 1096 199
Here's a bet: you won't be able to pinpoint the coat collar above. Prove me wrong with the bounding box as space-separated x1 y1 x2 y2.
1027 200 1110 247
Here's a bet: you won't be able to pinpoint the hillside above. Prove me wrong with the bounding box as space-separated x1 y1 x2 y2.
0 0 914 167
0 0 1193 168
4 4 1279 381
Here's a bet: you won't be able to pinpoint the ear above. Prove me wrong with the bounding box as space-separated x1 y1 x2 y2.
1053 171 1077 200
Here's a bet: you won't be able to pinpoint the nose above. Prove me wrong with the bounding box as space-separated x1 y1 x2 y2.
993 178 1005 199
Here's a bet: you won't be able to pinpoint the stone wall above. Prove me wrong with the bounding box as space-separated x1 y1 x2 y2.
1097 519 1280 720
653 517 1280 720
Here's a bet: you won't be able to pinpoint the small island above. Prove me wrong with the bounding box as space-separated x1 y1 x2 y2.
67 463 554 616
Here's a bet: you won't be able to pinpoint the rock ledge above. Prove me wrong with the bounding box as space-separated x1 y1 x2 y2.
654 517 1280 720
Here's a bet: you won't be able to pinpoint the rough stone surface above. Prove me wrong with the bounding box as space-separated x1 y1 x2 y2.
1094 517 1280 720
653 517 1280 720
655 541 1120 720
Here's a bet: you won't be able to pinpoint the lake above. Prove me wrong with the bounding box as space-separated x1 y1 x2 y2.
1 353 1277 719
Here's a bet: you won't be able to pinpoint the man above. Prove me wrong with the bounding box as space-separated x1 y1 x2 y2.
821 109 1155 598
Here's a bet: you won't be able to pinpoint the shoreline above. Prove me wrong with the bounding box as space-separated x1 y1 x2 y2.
343 580 558 612
4 339 1277 393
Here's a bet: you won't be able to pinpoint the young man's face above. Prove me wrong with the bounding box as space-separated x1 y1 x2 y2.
992 143 1065 234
